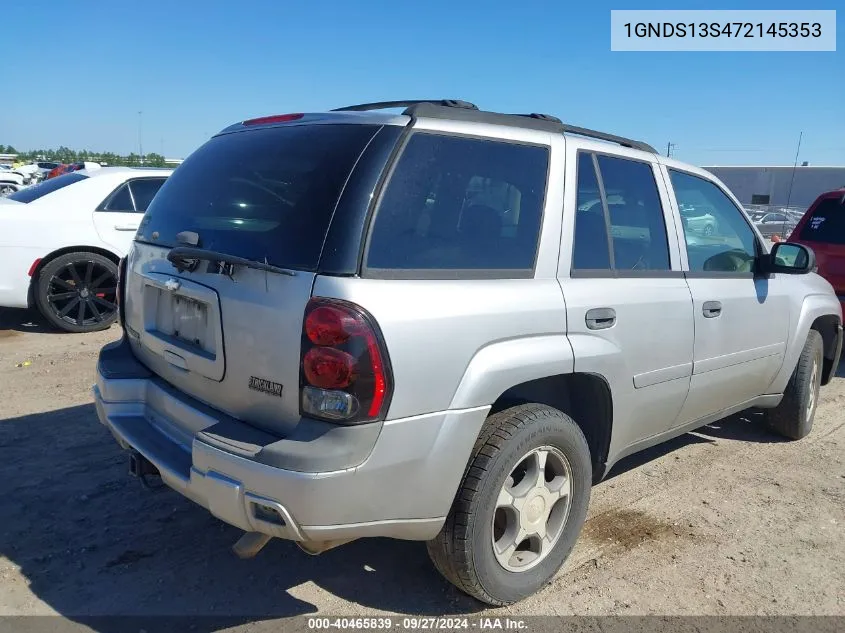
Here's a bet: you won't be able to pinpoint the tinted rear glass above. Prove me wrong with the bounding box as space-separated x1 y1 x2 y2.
136 124 380 271
799 197 845 245
365 132 548 274
7 172 88 203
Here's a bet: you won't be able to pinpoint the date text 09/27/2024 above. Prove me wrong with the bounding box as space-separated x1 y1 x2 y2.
307 617 528 630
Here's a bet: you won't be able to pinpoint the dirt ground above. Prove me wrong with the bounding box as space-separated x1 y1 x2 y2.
0 306 843 627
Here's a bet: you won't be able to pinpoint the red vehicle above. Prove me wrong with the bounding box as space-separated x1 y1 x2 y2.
787 188 845 312
45 164 71 179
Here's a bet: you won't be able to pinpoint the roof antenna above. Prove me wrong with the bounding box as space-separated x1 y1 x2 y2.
783 131 803 237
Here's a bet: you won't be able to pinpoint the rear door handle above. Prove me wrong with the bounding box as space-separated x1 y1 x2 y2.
586 307 616 330
702 301 722 318
114 224 139 231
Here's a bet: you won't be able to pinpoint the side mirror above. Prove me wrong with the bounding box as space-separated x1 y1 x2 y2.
764 242 816 274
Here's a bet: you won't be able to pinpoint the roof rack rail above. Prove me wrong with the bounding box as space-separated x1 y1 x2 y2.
330 100 656 154
513 113 564 124
332 100 479 112
559 124 657 154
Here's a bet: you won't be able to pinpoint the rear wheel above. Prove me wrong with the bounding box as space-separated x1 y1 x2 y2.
765 329 823 440
426 404 591 606
34 252 119 333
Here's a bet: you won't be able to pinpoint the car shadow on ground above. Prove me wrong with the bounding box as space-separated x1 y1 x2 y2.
1 369 842 631
0 307 59 335
0 404 483 631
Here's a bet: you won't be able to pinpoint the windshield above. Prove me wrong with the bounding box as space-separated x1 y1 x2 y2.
136 123 381 271
7 172 88 203
799 197 845 245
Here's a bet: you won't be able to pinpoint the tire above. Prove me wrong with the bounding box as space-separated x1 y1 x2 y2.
426 404 592 606
765 329 823 440
34 251 119 333
702 223 714 236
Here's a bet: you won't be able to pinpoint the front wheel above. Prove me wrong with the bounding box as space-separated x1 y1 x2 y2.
427 404 592 606
765 329 823 440
34 252 119 333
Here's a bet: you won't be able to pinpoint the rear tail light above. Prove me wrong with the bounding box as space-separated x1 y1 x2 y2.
300 298 392 424
116 257 127 329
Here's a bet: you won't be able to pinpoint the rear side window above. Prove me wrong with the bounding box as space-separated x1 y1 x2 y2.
102 184 134 211
365 133 549 276
129 178 166 212
571 152 670 272
799 198 845 245
137 124 380 271
7 172 87 203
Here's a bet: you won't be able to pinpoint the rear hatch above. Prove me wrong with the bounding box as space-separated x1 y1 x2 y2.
790 194 845 298
122 121 384 436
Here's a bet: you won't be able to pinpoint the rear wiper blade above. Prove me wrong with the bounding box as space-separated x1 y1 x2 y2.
167 247 296 277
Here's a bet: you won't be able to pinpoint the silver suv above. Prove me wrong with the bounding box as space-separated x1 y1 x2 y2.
94 100 843 605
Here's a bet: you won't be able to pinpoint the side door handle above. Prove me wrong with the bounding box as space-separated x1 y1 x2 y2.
702 301 722 318
586 307 616 330
114 224 140 231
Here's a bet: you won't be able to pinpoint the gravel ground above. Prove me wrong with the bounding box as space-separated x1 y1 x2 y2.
0 307 843 628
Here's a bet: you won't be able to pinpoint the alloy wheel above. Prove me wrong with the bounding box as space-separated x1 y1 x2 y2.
492 446 573 572
46 260 118 328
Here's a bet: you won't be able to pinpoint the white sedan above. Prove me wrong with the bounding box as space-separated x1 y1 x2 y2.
0 167 172 332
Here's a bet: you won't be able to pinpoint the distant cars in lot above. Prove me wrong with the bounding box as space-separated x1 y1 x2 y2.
679 203 718 235
751 210 802 239
787 189 845 312
0 167 172 332
0 169 26 196
45 161 102 180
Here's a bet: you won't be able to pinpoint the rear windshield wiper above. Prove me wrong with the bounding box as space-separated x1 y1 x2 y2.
167 247 296 277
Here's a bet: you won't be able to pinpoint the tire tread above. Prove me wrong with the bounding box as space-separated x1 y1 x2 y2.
426 403 585 606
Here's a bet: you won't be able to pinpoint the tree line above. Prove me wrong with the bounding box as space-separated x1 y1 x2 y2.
0 144 171 168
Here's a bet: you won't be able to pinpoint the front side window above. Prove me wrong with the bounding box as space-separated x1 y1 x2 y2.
365 133 549 274
669 169 758 273
571 152 670 272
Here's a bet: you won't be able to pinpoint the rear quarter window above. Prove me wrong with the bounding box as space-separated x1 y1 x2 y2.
364 132 549 277
799 197 845 245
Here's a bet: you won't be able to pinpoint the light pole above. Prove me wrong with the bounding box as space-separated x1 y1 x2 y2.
138 110 144 165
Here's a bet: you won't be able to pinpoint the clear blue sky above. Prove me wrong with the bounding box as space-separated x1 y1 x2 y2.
2 0 843 166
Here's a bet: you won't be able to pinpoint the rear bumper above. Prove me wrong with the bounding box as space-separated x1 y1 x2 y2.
94 337 489 542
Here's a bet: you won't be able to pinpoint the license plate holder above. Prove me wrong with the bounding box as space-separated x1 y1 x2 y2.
172 294 208 349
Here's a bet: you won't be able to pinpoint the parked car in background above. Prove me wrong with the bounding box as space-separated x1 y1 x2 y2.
787 189 845 312
679 203 718 235
0 169 27 196
36 161 61 177
45 164 71 179
0 167 172 332
754 211 799 239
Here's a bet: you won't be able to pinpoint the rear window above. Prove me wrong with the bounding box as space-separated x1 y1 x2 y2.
7 172 88 203
136 124 381 271
799 197 845 245
365 132 549 276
